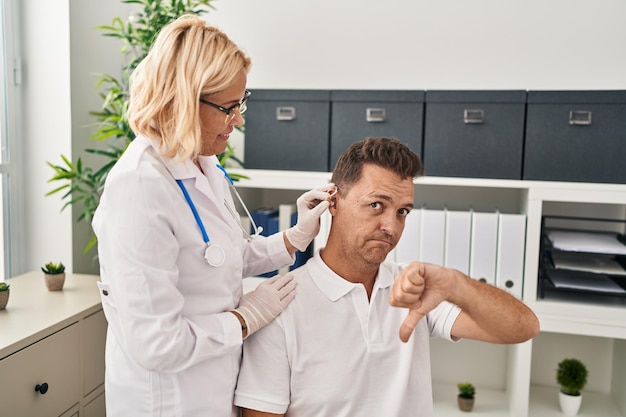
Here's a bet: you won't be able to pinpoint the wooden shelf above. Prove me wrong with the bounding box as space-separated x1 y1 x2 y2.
529 385 624 417
433 382 509 416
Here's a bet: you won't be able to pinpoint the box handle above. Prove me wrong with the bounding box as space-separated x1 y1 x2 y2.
366 107 386 123
569 110 592 126
463 109 484 124
276 106 296 121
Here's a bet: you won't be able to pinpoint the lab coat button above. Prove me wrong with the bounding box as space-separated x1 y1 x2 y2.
102 289 109 296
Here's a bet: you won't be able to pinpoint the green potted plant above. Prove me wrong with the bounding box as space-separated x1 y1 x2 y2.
457 382 476 412
557 358 588 416
41 262 66 291
46 0 247 255
0 282 10 310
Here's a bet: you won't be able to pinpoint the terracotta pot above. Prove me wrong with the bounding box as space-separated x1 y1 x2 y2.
0 289 9 310
559 391 582 416
44 273 66 291
458 395 475 412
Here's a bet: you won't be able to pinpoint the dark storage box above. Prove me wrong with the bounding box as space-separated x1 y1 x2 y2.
244 89 331 172
423 90 527 179
524 90 626 184
329 90 424 170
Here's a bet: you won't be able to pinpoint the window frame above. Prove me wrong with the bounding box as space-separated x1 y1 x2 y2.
0 0 24 279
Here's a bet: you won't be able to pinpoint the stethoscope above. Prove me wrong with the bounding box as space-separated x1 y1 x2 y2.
176 163 262 267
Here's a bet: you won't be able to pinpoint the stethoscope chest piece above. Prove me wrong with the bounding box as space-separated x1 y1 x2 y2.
204 243 225 267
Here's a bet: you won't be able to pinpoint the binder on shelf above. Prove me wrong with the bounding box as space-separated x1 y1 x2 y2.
444 210 471 274
278 204 297 232
251 208 279 278
396 208 421 264
469 211 499 285
495 213 527 298
419 208 446 265
275 204 314 275
250 207 279 238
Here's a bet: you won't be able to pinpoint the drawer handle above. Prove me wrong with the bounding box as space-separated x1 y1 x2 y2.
463 109 485 124
569 110 592 126
366 108 386 123
35 382 49 395
276 106 296 121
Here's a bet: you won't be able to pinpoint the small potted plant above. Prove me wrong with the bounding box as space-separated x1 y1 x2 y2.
41 261 66 291
557 358 588 416
457 382 476 412
0 282 9 310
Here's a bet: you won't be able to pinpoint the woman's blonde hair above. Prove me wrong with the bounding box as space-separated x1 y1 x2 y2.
128 15 251 160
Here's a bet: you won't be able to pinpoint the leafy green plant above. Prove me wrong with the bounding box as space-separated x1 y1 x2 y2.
41 262 66 275
46 0 247 254
457 382 476 399
557 358 588 396
0 282 9 292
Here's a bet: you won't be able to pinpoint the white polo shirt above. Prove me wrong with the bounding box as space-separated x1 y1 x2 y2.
234 252 461 417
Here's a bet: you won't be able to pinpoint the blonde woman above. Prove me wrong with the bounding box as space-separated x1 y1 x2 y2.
93 15 333 417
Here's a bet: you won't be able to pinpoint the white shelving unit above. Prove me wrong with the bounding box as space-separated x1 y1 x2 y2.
230 168 626 417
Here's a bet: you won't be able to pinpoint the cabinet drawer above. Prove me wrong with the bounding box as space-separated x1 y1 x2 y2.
245 89 331 172
329 90 424 170
84 390 106 417
524 90 626 183
83 309 106 396
423 90 526 179
0 323 81 417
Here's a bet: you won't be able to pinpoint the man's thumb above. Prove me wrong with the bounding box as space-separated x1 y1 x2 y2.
399 309 425 343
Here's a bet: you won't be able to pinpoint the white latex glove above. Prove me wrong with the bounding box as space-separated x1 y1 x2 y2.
284 184 335 251
234 274 296 338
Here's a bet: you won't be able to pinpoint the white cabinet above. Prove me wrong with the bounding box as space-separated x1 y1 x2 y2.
0 323 81 417
230 168 626 417
0 272 105 417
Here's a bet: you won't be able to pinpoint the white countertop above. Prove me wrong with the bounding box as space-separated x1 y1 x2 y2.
0 272 102 359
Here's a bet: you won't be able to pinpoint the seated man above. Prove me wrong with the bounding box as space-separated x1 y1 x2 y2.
234 137 540 417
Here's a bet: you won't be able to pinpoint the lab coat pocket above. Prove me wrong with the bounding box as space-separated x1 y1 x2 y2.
97 282 125 345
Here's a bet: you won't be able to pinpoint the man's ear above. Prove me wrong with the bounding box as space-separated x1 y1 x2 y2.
328 196 338 216
327 185 338 215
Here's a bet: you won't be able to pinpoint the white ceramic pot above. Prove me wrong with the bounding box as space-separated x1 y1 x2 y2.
559 391 582 416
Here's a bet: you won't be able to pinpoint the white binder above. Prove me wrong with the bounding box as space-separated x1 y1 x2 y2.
444 210 471 274
395 208 421 264
419 208 446 265
495 213 527 298
469 211 499 285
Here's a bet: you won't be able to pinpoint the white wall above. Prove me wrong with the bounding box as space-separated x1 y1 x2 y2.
20 0 626 275
68 0 133 274
18 0 129 276
20 0 73 274
207 0 626 90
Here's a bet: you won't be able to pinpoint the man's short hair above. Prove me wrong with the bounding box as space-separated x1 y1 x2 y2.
330 137 423 195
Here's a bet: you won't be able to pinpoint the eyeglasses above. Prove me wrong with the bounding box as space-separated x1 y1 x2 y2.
200 90 252 125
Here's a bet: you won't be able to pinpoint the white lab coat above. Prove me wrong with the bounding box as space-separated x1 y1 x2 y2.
92 136 293 417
